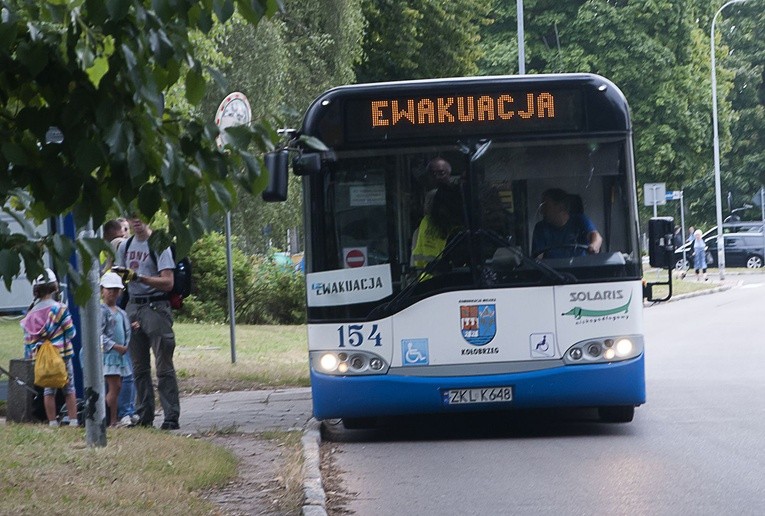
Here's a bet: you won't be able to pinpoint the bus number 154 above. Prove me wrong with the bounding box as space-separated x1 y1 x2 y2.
337 324 382 347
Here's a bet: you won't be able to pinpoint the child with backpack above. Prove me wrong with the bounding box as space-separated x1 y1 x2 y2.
20 268 79 427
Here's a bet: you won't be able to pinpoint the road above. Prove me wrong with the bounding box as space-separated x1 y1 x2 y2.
323 274 765 515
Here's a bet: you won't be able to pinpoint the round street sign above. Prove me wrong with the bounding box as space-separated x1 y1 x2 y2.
214 92 252 151
345 249 366 268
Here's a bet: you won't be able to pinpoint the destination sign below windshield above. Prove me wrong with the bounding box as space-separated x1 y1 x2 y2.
345 89 583 143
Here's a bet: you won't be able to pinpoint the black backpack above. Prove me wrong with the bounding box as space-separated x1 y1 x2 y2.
123 236 192 308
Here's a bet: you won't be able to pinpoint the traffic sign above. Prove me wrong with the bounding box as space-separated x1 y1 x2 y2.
343 248 367 268
665 190 682 201
214 92 252 151
644 183 666 206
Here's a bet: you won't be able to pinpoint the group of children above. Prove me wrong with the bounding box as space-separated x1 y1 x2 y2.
19 218 140 428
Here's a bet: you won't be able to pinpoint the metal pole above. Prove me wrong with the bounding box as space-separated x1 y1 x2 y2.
680 190 687 270
225 211 237 363
761 187 765 264
711 0 747 280
516 0 525 74
80 220 106 447
651 185 658 218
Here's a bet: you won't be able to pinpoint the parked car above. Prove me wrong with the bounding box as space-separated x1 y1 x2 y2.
674 222 765 270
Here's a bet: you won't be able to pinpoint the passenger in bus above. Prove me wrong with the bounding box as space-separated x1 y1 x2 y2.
422 157 456 215
531 188 602 259
410 183 464 271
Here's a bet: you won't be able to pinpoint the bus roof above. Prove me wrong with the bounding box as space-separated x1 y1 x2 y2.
300 73 631 149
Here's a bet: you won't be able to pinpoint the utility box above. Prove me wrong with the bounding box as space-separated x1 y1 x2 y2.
6 359 43 423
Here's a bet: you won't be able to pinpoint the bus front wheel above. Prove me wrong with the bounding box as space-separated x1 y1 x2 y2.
598 405 635 423
342 417 377 430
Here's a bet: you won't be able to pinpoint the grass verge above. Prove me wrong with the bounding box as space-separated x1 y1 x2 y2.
263 430 305 513
643 267 734 299
173 323 309 393
0 423 236 515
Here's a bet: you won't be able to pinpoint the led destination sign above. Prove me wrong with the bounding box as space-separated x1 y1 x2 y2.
344 89 583 143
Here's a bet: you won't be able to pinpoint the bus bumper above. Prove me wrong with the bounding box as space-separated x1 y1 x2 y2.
310 356 645 420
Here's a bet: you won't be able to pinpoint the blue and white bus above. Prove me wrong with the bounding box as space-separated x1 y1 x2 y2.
265 74 673 427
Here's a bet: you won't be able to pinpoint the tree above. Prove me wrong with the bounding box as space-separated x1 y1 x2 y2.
0 0 281 301
356 0 491 83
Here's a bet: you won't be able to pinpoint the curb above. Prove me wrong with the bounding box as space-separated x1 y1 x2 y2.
301 418 327 516
644 281 736 307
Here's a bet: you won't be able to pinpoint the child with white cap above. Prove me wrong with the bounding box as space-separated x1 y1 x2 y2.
99 271 134 427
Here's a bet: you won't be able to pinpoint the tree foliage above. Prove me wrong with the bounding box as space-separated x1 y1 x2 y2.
0 0 281 302
356 0 491 82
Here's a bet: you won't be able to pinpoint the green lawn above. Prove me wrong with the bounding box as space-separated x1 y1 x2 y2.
0 424 238 514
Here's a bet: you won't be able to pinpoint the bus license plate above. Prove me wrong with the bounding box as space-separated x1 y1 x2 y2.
444 387 513 405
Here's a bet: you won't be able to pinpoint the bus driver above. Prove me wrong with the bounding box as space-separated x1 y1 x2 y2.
531 188 603 259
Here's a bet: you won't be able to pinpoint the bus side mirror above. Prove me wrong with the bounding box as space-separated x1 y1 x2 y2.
648 217 674 269
262 150 289 202
293 153 322 176
645 217 674 303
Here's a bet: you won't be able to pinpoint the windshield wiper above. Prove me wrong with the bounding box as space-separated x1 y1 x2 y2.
478 230 577 285
369 230 470 318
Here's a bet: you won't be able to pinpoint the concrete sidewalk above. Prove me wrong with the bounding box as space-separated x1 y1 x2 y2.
178 387 314 434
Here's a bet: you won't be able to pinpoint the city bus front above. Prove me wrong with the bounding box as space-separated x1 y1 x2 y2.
271 74 648 424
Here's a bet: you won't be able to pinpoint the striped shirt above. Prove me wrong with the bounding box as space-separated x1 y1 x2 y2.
20 300 77 360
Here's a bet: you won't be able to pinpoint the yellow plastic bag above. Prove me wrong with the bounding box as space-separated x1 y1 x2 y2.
34 340 68 389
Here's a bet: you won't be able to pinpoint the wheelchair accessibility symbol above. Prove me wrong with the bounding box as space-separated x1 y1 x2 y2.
530 333 555 358
402 339 429 366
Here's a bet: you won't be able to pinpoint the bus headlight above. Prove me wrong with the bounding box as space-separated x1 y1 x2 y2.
319 353 339 372
311 350 389 376
615 338 633 356
563 336 642 365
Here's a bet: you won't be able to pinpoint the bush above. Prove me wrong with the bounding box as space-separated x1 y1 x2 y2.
176 295 227 324
238 256 306 324
175 233 305 324
175 232 254 324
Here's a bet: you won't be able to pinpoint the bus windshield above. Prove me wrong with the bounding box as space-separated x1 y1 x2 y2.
310 137 640 319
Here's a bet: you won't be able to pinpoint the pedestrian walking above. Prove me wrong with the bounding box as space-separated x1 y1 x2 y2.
692 229 709 281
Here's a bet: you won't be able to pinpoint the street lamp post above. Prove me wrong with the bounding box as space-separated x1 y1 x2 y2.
711 0 747 281
517 0 525 74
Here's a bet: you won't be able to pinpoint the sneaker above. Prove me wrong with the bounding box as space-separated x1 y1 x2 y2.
116 415 134 428
49 420 59 427
129 414 140 425
160 421 180 430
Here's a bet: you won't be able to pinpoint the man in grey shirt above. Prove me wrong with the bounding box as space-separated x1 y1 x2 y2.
114 216 180 430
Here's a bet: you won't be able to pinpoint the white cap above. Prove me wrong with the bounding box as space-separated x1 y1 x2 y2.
100 272 124 289
32 268 57 287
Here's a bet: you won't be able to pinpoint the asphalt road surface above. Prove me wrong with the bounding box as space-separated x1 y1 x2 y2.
323 275 765 515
